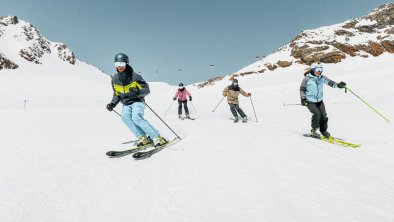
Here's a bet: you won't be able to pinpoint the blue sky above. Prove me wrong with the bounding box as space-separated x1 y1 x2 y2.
2 0 390 84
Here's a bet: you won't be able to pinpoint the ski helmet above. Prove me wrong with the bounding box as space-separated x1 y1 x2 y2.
179 83 184 87
310 63 323 73
114 53 129 63
232 79 238 83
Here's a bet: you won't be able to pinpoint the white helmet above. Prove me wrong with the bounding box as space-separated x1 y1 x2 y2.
310 63 323 73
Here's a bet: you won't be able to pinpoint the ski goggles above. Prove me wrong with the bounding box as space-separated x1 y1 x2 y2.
114 62 127 67
313 67 323 73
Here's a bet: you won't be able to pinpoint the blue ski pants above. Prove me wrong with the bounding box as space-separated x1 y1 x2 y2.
121 102 160 140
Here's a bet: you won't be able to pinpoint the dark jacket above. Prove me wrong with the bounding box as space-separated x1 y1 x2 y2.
110 65 150 105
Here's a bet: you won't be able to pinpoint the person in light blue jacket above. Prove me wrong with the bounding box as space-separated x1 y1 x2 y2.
300 63 346 138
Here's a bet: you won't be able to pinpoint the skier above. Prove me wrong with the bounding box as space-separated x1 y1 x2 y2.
106 53 168 147
300 63 346 138
173 83 192 119
223 78 251 123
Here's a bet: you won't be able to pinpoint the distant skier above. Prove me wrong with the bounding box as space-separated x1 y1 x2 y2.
173 83 192 119
223 78 251 123
106 53 168 147
300 63 346 138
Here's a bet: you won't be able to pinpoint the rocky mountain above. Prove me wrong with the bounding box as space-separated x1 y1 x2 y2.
198 3 394 88
0 15 75 70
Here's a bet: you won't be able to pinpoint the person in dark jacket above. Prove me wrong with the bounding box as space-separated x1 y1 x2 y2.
106 53 167 147
300 63 346 138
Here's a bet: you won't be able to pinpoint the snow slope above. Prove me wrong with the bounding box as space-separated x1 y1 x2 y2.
1 51 394 221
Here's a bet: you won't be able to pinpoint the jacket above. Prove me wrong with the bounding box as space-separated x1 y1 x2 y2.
223 85 248 104
300 73 338 103
110 65 150 106
174 88 191 101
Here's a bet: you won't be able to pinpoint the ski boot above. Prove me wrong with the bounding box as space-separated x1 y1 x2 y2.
242 116 248 123
154 136 168 147
234 116 240 123
321 131 332 140
178 115 182 119
135 136 153 147
310 128 319 138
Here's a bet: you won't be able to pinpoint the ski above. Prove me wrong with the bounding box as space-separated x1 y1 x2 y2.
132 137 179 159
181 117 196 120
229 117 247 123
303 133 360 148
106 143 153 157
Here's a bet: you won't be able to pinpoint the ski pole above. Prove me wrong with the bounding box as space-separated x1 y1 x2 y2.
283 102 302 106
112 109 121 117
249 96 258 122
134 94 182 140
212 96 225 112
190 101 197 114
345 86 390 123
163 99 175 117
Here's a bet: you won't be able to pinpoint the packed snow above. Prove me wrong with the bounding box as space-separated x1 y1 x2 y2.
1 50 394 221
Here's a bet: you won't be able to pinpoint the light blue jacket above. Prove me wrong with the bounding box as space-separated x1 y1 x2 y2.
300 73 338 103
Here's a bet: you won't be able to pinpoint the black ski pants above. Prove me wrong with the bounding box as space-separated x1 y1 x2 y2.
307 101 328 133
178 100 189 116
229 103 246 118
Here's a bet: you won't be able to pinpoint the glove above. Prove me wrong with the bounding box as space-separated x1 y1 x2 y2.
173 97 176 100
301 98 309 106
247 93 251 97
189 96 192 101
106 103 115 111
337 81 346 88
130 87 140 95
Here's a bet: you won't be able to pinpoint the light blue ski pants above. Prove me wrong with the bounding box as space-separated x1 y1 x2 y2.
121 102 160 140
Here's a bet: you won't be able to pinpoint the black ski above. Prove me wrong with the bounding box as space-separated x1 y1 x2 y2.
106 143 153 157
132 138 178 159
181 117 196 120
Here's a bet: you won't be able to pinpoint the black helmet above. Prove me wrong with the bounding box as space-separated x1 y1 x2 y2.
232 79 238 83
114 53 129 63
179 83 184 87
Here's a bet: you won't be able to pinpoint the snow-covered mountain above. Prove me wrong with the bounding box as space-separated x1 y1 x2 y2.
0 15 109 108
1 8 394 222
197 3 394 88
0 16 76 68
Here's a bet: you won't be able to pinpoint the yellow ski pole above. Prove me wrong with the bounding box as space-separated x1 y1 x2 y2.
345 86 390 123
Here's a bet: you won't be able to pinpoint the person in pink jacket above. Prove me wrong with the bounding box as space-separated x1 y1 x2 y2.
173 83 192 119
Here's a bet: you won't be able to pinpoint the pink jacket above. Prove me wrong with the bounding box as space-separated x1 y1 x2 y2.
174 88 191 101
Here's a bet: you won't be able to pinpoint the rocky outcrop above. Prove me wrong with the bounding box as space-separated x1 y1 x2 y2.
276 60 292 68
0 54 18 69
54 43 76 65
197 76 225 89
265 63 278 71
287 3 394 65
380 40 394 53
0 16 18 25
332 43 358 56
356 42 385 56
